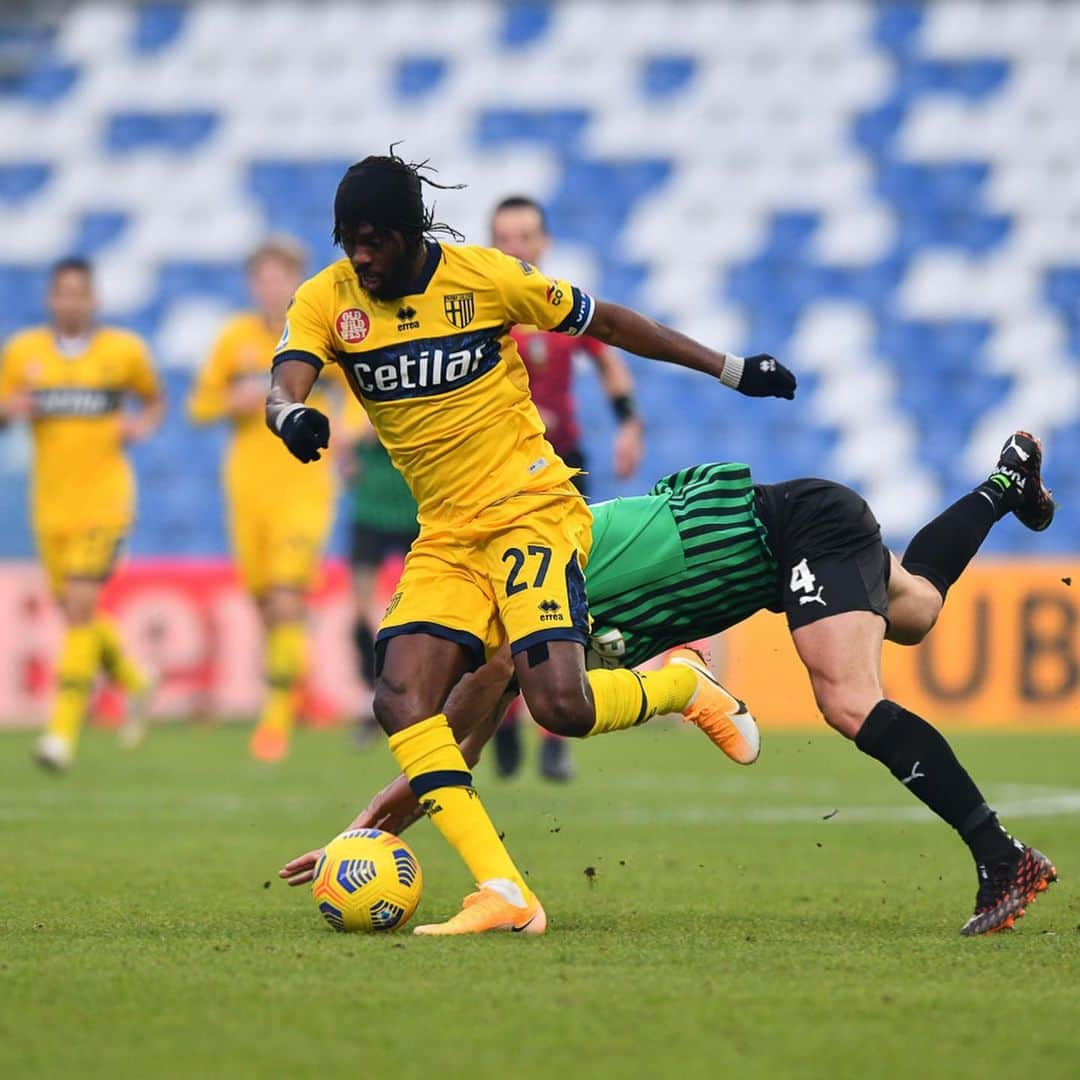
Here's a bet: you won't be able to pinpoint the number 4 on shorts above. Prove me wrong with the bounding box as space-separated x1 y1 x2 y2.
790 558 826 607
789 558 817 594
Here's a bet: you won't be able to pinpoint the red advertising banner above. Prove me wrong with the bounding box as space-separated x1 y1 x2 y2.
2 558 1077 729
0 559 388 727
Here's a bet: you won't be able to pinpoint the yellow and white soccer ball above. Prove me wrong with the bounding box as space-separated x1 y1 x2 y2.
310 828 423 932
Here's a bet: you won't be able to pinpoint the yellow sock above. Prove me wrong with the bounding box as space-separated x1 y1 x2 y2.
47 623 100 746
95 617 147 693
389 714 530 898
260 622 305 735
586 664 698 736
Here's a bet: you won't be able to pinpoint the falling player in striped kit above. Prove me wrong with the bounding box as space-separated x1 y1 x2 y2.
284 438 1059 936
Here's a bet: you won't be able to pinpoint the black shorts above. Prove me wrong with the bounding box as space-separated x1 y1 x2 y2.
562 446 589 497
753 478 890 631
349 523 417 570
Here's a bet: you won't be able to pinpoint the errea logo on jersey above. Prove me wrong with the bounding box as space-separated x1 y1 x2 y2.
336 308 370 343
346 327 503 402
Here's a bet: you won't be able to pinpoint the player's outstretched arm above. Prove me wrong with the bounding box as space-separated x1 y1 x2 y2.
587 299 796 399
266 358 330 462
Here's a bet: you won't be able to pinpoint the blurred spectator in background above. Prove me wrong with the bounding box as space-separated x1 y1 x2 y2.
0 258 165 770
342 413 419 744
489 194 646 781
188 237 348 762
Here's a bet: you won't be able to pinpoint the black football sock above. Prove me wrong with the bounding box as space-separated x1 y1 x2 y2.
901 486 1005 600
964 813 1021 869
855 700 1015 866
353 621 376 687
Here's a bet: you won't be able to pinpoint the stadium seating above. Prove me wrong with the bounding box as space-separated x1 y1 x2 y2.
1 0 1077 557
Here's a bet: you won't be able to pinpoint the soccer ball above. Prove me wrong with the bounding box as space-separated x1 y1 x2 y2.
310 828 423 932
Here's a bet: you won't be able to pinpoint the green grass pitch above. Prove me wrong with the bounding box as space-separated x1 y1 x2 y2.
2 723 1077 1079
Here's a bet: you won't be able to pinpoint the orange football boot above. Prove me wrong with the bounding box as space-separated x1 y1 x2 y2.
249 724 289 763
669 647 760 764
413 884 547 936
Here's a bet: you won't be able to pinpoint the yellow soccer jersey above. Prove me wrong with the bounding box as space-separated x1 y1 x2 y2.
0 325 160 531
274 243 595 527
188 311 347 508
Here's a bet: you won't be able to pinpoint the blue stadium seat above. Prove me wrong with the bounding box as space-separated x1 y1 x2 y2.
0 163 50 204
640 56 696 99
394 57 449 101
71 211 128 255
872 3 924 55
475 109 590 149
105 112 219 153
498 2 553 49
131 3 188 55
7 60 79 104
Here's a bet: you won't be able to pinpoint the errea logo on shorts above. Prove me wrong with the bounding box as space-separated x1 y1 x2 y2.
336 308 371 344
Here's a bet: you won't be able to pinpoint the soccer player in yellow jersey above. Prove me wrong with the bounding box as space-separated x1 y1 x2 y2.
267 153 797 935
188 237 349 762
0 258 164 770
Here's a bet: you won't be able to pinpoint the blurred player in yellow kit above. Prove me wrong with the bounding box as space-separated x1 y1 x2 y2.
0 258 165 770
189 238 350 762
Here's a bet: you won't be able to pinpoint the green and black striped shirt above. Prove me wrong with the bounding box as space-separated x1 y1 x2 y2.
586 462 778 668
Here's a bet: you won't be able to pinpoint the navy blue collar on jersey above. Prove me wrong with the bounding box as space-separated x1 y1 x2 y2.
404 241 442 295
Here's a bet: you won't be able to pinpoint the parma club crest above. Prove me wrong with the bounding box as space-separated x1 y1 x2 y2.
443 292 475 329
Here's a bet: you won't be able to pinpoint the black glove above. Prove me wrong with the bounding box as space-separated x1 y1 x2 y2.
724 353 797 399
279 406 330 462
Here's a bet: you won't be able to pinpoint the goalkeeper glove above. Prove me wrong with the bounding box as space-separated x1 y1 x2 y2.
720 353 797 399
276 405 330 462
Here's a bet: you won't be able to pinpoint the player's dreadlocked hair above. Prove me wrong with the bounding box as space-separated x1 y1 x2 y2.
333 148 465 248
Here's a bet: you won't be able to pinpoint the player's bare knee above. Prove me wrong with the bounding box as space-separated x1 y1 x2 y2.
888 609 939 646
265 586 303 626
525 685 592 738
62 601 95 625
910 587 943 639
372 676 426 735
820 703 869 739
810 679 877 740
61 584 98 624
887 565 944 645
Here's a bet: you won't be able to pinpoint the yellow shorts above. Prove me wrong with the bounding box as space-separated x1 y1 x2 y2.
377 485 592 667
37 527 126 595
229 498 332 597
